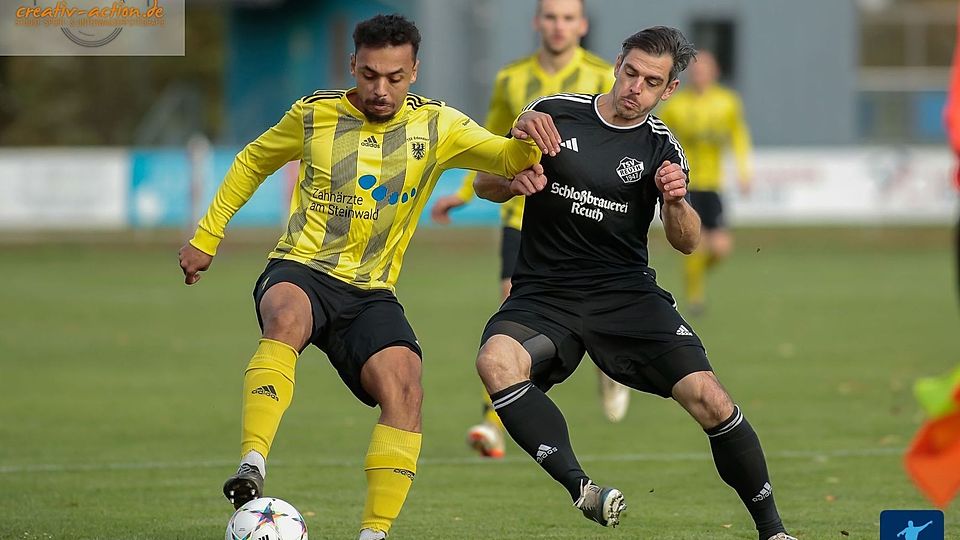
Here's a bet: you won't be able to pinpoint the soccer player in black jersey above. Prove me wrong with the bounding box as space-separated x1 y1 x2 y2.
472 27 795 540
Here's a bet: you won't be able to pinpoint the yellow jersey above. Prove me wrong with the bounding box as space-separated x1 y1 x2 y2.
656 84 752 192
190 89 540 290
455 47 614 230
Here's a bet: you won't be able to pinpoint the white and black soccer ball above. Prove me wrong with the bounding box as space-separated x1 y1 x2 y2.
225 497 308 540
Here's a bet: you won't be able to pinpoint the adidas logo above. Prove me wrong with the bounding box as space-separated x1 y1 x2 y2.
536 443 558 463
361 135 380 148
559 137 579 152
676 325 693 336
251 384 279 401
751 482 773 502
393 468 416 481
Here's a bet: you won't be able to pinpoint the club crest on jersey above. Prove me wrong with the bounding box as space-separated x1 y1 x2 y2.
411 141 426 160
617 157 644 183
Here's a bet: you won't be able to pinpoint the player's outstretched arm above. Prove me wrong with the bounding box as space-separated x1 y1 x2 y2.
430 194 468 225
475 164 547 203
179 101 304 285
656 160 701 255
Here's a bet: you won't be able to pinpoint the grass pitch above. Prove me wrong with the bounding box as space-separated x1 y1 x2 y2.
1 226 957 539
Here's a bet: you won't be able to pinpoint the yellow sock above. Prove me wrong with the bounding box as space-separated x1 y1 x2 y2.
361 424 422 534
684 250 708 306
482 389 505 431
240 338 298 459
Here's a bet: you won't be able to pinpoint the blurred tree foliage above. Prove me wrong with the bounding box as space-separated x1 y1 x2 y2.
0 5 225 146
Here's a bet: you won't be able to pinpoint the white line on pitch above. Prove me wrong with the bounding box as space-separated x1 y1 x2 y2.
0 447 904 475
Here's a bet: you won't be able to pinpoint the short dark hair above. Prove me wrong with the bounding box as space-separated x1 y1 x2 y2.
353 14 422 58
621 26 696 82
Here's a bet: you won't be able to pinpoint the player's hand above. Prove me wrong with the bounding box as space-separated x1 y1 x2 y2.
512 111 561 157
655 160 688 203
430 194 468 225
178 242 213 285
509 163 547 196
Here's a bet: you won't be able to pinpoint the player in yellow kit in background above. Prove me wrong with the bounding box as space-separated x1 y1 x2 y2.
177 14 560 540
430 0 632 460
656 50 753 315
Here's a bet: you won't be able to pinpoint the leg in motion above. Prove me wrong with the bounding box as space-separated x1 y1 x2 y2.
476 330 625 527
224 283 313 509
673 369 791 540
357 346 424 539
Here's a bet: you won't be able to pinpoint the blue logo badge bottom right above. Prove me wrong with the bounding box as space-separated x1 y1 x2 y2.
880 510 944 540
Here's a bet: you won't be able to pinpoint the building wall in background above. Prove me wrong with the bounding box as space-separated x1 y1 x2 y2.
224 0 858 146
225 0 394 144
417 0 858 146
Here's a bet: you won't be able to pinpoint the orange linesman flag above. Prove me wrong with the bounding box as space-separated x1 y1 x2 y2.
904 369 960 508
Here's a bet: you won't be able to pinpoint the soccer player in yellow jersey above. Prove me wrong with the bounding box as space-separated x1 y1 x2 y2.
656 51 753 315
429 0 632 459
177 15 561 540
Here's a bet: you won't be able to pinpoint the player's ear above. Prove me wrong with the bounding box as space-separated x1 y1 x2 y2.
578 14 589 37
660 78 680 101
410 58 420 84
613 54 623 76
349 53 357 76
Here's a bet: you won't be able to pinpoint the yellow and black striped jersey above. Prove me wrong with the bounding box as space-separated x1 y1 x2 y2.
455 47 614 230
190 89 540 291
655 84 752 192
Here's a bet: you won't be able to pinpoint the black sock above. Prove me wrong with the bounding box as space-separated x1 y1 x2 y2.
705 406 785 540
491 380 588 500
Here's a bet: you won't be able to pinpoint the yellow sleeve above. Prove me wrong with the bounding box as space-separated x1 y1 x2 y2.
457 72 517 201
454 172 477 201
190 101 304 255
437 107 541 178
728 94 753 181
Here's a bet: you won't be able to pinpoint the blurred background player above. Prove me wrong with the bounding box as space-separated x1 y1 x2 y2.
656 50 753 315
428 0 632 459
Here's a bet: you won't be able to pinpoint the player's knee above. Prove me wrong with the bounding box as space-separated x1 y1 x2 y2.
712 233 733 259
476 336 530 390
364 347 423 410
673 371 734 427
259 284 312 346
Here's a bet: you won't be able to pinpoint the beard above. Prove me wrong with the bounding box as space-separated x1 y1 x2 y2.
614 99 646 121
362 100 397 123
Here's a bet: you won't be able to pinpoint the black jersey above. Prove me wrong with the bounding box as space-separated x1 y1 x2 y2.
512 92 689 290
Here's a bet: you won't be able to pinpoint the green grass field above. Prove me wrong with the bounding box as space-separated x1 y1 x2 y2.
1 226 958 539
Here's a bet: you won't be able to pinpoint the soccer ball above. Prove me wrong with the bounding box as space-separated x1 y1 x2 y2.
225 497 308 540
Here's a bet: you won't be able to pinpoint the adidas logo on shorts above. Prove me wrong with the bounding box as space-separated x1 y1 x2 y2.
251 384 279 401
676 325 693 336
536 443 558 463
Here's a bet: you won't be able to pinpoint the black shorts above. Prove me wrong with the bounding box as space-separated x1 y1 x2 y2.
481 285 710 397
500 226 522 280
253 259 422 407
689 190 725 230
